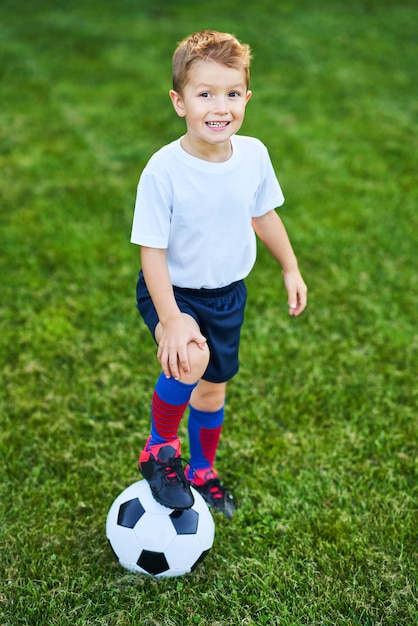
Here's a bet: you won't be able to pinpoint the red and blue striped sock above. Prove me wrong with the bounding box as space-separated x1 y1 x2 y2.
187 404 224 478
148 373 198 448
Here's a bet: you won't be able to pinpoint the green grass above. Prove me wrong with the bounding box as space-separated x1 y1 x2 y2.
1 0 417 624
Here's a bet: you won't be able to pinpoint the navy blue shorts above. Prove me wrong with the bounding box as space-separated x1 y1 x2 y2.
136 271 247 383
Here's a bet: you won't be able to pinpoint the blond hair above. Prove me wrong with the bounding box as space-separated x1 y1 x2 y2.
172 30 252 94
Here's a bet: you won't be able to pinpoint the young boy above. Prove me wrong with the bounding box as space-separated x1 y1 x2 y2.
131 30 307 518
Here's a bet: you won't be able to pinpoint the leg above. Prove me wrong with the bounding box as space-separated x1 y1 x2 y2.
149 313 210 445
187 380 236 518
139 314 209 510
187 380 227 471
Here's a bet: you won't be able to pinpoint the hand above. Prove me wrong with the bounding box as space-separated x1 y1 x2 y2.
156 315 207 380
283 269 307 317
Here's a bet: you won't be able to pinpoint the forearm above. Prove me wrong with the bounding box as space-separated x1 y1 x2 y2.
252 210 299 273
252 209 307 316
140 246 207 379
140 246 182 325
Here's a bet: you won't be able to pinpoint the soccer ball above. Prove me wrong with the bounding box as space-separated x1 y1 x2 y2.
106 479 215 577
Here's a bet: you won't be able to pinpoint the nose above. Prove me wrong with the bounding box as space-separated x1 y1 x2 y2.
213 95 229 115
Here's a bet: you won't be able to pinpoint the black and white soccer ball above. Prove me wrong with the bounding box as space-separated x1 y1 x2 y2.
106 479 215 577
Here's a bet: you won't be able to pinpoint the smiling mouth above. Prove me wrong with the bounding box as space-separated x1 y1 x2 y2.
206 121 230 128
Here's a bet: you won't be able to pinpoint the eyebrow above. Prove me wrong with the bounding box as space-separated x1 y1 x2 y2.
194 82 246 90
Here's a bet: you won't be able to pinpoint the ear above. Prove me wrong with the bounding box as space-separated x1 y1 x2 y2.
245 90 252 104
169 90 186 118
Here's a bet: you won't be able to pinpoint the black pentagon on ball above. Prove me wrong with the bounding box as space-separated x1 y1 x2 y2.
169 508 199 534
138 550 170 575
117 498 145 529
191 548 211 572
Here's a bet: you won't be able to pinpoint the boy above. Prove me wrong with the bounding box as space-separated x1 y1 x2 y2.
131 30 307 518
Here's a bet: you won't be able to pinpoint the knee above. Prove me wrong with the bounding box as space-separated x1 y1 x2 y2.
191 381 226 412
181 340 210 385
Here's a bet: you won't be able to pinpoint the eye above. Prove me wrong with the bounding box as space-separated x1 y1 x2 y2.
199 92 211 98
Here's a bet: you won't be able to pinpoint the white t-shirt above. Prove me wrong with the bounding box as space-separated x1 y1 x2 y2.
131 134 285 289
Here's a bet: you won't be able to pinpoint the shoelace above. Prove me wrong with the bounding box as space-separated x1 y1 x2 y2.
204 478 230 501
160 456 189 486
187 464 238 502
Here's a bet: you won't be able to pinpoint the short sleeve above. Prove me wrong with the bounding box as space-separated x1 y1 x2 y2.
252 144 285 217
130 168 172 248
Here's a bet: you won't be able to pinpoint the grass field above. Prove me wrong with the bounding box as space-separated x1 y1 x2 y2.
0 0 417 624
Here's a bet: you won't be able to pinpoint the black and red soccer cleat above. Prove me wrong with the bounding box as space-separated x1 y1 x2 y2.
188 467 236 519
138 437 194 510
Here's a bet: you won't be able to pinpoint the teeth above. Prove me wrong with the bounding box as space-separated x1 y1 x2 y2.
207 121 228 127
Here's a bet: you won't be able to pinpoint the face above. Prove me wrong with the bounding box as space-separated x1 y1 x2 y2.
169 60 252 159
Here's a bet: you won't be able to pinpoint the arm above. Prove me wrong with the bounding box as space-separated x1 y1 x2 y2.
140 246 206 379
252 210 307 316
